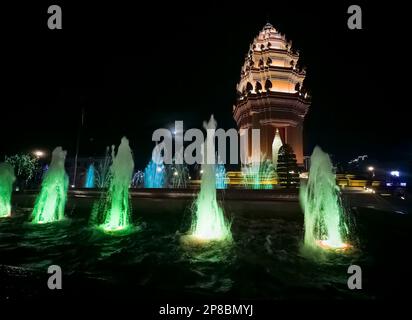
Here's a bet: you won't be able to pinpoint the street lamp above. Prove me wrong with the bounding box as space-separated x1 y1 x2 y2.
390 171 400 177
33 150 45 158
367 166 375 178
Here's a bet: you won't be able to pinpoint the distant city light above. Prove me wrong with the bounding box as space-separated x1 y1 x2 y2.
71 184 75 188
386 183 393 187
400 182 407 187
390 171 400 177
299 172 309 179
348 155 368 165
367 166 374 171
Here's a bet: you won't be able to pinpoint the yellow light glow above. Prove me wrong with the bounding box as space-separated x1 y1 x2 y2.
270 80 295 93
180 234 228 247
316 239 351 251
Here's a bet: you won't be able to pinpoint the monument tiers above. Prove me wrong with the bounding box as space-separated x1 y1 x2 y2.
233 23 311 166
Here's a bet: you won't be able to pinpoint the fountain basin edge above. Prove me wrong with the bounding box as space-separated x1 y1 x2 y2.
11 188 302 219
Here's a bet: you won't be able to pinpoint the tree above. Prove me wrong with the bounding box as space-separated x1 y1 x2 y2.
5 153 39 189
277 144 300 188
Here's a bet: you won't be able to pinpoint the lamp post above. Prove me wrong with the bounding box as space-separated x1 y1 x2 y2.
33 150 45 159
72 107 85 188
32 150 47 187
367 166 375 178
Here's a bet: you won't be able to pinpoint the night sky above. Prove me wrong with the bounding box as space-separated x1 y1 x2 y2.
3 2 410 170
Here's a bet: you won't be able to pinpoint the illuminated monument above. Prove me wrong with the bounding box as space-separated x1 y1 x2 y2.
233 23 310 165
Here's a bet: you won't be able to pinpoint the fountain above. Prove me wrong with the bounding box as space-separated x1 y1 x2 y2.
242 157 275 189
168 148 189 188
0 162 15 217
144 144 165 188
92 137 134 232
169 165 189 188
84 164 95 188
131 170 144 188
215 163 226 189
95 147 112 188
183 115 232 244
31 147 68 224
300 146 349 251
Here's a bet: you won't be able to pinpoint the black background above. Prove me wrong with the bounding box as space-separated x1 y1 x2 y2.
2 1 409 169
1 1 412 313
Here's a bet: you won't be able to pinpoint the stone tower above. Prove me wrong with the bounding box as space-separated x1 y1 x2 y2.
233 23 310 165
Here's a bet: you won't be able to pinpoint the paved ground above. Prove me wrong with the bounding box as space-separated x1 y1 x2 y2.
342 187 411 214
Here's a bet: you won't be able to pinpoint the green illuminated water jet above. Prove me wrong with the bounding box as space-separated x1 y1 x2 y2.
242 157 275 189
93 137 134 232
0 162 15 217
186 115 232 243
32 147 68 224
300 146 349 251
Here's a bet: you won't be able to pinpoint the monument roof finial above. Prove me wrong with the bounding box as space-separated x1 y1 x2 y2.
264 21 273 30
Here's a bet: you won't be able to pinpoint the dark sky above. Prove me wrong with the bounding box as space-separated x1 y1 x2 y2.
3 2 410 169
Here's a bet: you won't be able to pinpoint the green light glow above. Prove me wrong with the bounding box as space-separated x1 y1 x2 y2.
31 147 68 224
188 116 232 243
93 137 134 233
190 168 232 241
101 192 131 232
0 163 15 218
300 146 349 251
242 158 275 189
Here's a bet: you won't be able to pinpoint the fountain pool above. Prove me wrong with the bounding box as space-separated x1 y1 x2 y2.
1 199 409 301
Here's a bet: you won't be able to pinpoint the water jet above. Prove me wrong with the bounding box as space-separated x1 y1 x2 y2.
183 115 232 244
31 147 68 224
91 137 134 232
300 146 349 252
0 162 15 217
